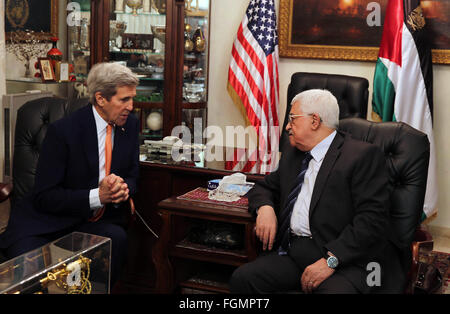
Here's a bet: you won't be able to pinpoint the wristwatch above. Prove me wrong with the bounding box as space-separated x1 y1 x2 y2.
326 251 339 269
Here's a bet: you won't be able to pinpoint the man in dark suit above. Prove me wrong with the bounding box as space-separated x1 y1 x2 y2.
230 89 403 294
0 62 140 288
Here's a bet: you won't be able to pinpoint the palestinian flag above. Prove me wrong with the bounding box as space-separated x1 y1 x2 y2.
372 0 437 220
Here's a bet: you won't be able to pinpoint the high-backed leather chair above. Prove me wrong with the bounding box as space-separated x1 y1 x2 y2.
339 117 431 293
280 72 369 151
0 97 89 262
2 97 89 209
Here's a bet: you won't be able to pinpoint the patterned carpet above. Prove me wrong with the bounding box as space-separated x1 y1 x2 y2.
420 251 450 294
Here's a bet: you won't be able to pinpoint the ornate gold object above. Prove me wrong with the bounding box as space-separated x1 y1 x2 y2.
185 23 192 34
152 0 166 14
126 0 143 15
193 28 205 53
407 6 426 32
8 255 92 294
184 0 208 17
185 0 195 13
40 256 92 294
184 23 193 52
185 37 194 52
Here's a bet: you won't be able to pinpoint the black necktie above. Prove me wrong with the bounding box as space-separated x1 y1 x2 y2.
277 152 313 255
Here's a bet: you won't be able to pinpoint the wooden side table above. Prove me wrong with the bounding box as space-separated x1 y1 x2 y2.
152 191 257 293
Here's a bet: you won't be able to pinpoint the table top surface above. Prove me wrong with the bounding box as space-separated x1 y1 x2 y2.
158 188 253 220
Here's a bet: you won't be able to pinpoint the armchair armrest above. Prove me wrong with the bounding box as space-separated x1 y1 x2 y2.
414 224 433 241
411 225 434 264
405 225 434 294
0 183 13 203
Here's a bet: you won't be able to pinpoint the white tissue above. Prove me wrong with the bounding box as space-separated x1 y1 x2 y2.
208 173 254 202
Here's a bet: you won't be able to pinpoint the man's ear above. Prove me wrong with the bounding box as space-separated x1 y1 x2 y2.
95 92 104 107
311 113 321 130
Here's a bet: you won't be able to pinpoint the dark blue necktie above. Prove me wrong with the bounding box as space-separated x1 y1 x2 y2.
278 152 313 255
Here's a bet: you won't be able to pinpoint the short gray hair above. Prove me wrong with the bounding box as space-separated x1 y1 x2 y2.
291 89 339 129
87 62 139 104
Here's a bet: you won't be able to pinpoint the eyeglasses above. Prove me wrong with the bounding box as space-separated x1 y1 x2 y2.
288 113 323 124
288 113 307 123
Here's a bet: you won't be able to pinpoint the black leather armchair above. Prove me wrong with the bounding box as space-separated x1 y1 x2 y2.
0 97 89 262
280 72 369 152
339 117 432 293
1 97 89 211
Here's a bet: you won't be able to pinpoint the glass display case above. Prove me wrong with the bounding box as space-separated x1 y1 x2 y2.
67 0 210 143
182 1 209 144
0 232 111 294
68 0 92 83
110 0 167 141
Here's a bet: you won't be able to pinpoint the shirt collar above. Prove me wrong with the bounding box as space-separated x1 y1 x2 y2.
310 130 337 163
92 105 109 135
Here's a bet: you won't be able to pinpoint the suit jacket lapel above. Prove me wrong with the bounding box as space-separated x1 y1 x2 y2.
309 132 345 218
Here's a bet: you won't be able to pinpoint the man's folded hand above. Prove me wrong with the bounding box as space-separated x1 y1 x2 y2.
99 174 129 204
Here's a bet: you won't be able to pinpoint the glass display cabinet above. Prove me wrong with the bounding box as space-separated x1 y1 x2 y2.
68 0 92 84
0 232 111 294
67 0 210 143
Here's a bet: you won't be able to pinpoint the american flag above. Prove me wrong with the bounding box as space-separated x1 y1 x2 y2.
227 0 280 174
224 146 258 173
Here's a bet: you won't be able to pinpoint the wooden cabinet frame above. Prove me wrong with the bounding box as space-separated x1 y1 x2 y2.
88 0 209 137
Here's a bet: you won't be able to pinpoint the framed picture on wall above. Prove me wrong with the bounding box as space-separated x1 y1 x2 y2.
38 58 56 82
5 0 59 41
279 0 450 64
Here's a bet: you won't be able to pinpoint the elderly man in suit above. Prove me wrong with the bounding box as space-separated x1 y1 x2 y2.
230 89 403 294
0 62 140 288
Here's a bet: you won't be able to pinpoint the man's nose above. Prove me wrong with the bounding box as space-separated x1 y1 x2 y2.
126 98 134 111
285 122 291 131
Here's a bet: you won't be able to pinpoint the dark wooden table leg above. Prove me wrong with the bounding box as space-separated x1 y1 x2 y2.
245 222 258 261
152 210 175 293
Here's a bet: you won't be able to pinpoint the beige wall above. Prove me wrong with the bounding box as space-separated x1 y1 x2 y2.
209 0 450 229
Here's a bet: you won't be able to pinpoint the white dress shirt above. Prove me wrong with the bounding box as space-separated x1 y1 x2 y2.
290 130 337 237
89 106 115 211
